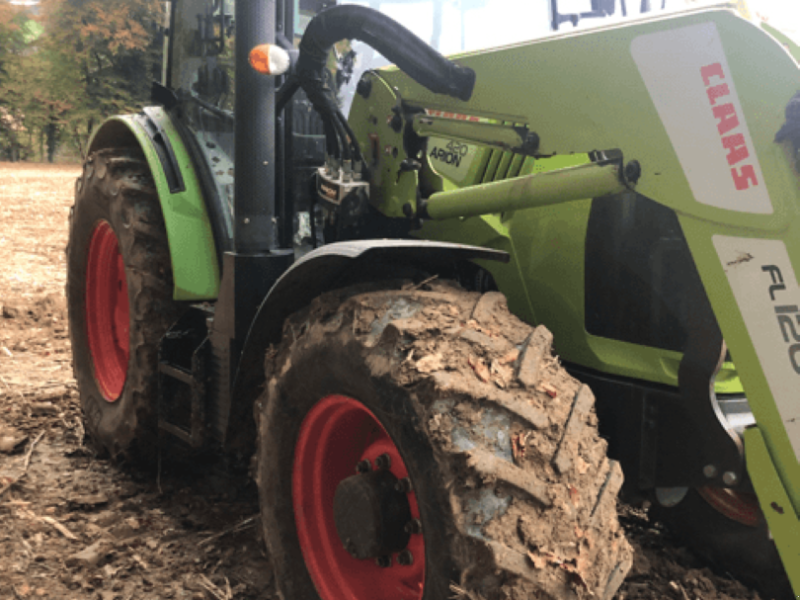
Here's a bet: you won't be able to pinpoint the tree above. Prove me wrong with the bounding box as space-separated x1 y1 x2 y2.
0 0 163 162
0 0 30 160
38 0 163 158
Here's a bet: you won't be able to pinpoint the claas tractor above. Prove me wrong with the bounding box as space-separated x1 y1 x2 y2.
66 0 800 598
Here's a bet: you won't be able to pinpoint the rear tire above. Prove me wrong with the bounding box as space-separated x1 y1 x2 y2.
257 281 632 600
67 148 180 460
653 487 792 600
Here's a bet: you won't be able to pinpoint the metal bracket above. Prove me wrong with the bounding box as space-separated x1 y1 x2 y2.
667 308 745 488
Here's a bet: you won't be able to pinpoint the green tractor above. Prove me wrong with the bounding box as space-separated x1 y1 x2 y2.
67 0 800 598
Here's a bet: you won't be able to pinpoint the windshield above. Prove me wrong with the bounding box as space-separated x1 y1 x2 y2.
169 0 235 109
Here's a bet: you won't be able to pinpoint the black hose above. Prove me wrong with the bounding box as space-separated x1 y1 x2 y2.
330 111 352 161
323 117 340 159
297 5 475 103
335 109 364 164
292 5 474 176
276 77 301 115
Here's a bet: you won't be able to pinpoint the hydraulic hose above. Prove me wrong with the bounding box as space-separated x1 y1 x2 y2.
297 5 476 103
282 4 475 178
330 112 352 161
336 109 364 164
322 117 340 159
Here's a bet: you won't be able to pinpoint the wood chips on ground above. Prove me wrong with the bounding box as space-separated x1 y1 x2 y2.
0 163 272 600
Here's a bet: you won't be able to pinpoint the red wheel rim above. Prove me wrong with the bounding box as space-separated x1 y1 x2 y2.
698 486 761 527
293 395 425 600
86 221 130 402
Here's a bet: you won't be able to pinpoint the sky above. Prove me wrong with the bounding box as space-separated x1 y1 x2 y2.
7 0 797 51
360 0 800 57
742 0 800 40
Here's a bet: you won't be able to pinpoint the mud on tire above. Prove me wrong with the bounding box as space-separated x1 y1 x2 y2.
67 148 180 460
257 280 632 600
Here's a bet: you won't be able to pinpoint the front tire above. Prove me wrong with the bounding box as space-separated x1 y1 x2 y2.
257 281 632 600
67 148 180 460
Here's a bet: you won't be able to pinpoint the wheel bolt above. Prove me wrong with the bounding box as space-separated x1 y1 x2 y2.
404 519 422 535
723 471 738 486
376 555 392 568
375 453 391 470
355 459 371 474
397 550 414 566
395 477 413 493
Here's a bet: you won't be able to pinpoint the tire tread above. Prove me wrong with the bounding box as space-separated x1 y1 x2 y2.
259 281 632 600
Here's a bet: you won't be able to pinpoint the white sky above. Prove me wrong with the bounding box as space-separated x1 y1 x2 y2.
349 0 800 56
338 0 800 114
737 0 800 41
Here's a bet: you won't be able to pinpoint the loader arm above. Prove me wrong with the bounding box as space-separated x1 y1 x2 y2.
628 17 800 584
349 7 800 593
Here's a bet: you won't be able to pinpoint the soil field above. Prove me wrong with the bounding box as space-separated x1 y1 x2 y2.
0 162 769 600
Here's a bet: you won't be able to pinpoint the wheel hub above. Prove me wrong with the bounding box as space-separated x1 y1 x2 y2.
698 486 761 527
293 394 426 600
334 470 412 560
86 220 130 401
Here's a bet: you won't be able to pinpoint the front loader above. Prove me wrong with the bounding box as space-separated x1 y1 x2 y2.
66 0 800 598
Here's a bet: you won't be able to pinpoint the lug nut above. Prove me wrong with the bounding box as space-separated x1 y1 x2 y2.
355 459 371 474
395 477 413 493
722 471 738 486
397 550 414 566
703 464 718 479
404 519 422 535
376 555 392 568
375 453 391 470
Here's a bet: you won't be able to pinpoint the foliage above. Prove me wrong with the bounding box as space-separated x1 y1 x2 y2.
0 2 29 160
0 0 163 162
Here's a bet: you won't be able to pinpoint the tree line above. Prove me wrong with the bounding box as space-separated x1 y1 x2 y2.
0 0 163 162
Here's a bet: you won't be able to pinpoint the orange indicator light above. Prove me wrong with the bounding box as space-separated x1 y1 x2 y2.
249 43 291 76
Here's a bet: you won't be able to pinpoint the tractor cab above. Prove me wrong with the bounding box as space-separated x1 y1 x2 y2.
162 0 332 259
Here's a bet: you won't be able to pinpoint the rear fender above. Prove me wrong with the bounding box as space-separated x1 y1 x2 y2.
225 240 509 452
88 107 220 301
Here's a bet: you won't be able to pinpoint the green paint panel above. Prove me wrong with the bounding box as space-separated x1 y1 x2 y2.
415 214 532 321
744 427 800 595
348 73 417 218
761 22 800 68
90 110 220 301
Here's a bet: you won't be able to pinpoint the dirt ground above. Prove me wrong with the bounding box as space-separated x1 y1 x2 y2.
0 162 768 600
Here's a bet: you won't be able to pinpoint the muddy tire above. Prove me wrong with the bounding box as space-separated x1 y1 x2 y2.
256 281 632 600
67 148 180 460
653 488 792 600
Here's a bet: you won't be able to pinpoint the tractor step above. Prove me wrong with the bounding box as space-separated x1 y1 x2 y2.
158 305 213 448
